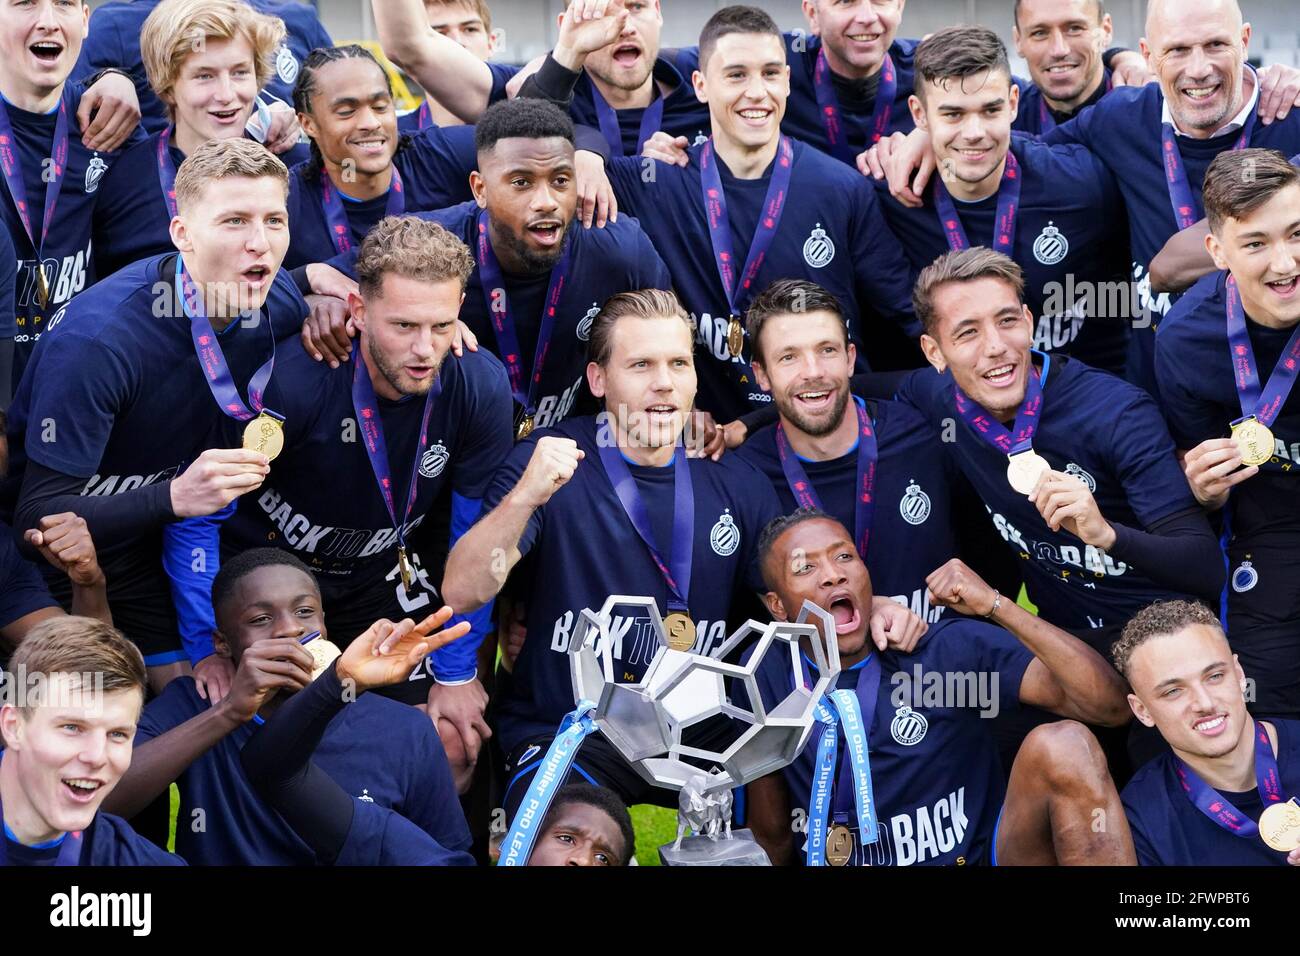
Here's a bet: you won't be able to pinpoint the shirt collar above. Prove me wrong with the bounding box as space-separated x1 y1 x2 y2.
1161 66 1259 138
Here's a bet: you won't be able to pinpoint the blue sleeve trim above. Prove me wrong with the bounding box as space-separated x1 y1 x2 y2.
429 492 490 681
161 503 234 665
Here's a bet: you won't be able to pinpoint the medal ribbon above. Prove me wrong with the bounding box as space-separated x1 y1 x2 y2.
0 90 70 263
157 126 180 218
590 82 665 157
934 151 1021 256
499 700 599 866
813 48 896 164
1225 275 1300 427
1174 719 1284 841
775 399 877 559
178 257 276 422
351 348 441 555
953 361 1045 456
476 210 572 416
803 656 881 866
1162 83 1255 230
596 439 694 614
320 165 405 256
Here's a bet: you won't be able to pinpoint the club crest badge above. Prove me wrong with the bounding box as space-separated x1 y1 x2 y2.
1231 561 1258 593
899 479 931 526
420 442 449 479
803 223 835 268
710 509 740 557
1033 222 1069 266
890 706 928 746
84 156 107 194
1065 462 1096 492
276 44 300 84
576 302 600 342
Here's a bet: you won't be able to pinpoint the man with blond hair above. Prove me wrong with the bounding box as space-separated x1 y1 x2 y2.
1 138 307 693
0 616 180 865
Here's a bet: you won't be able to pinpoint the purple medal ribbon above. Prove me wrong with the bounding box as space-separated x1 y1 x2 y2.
156 126 180 218
1037 74 1112 134
596 440 694 614
475 210 572 416
320 166 405 256
1225 275 1300 427
590 82 665 157
775 400 877 559
351 348 441 554
934 151 1021 255
953 361 1045 456
1162 88 1255 230
0 90 70 263
813 48 896 165
178 257 277 422
1174 719 1285 842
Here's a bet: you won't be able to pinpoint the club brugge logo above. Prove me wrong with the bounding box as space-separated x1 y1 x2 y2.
710 509 740 556
890 706 928 746
1032 222 1069 266
84 156 106 194
1065 462 1096 492
899 479 931 526
1231 560 1258 593
576 302 600 342
802 223 835 269
692 130 709 146
420 441 449 479
275 44 300 84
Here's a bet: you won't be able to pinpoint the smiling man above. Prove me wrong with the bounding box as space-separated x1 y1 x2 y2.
1 138 306 692
0 617 179 865
1011 0 1117 135
1116 601 1300 866
1155 149 1300 720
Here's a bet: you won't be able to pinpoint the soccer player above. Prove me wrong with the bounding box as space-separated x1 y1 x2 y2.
399 1 504 132
171 216 512 781
283 44 480 270
733 279 957 624
1116 601 1300 866
892 247 1223 656
0 617 180 866
605 6 915 422
746 510 1133 866
92 0 288 278
874 27 1131 374
73 0 329 162
1 138 305 692
1155 149 1300 720
1010 0 1123 136
101 549 472 865
0 0 146 380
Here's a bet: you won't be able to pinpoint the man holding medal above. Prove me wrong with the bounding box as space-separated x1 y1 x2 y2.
2 138 304 693
1116 601 1300 866
1155 149 1300 720
745 509 1133 866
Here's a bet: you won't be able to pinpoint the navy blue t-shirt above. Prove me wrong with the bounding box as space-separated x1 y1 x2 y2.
73 0 332 166
395 63 518 136
567 49 712 155
1011 69 1113 137
750 617 1032 866
335 799 475 866
0 519 57 631
609 138 915 421
480 414 784 752
1046 83 1300 390
896 354 1200 634
1123 718 1300 866
877 134 1131 374
1 83 140 380
735 397 955 620
221 344 512 596
137 676 470 865
419 201 671 429
91 128 185 279
283 125 478 269
0 780 180 865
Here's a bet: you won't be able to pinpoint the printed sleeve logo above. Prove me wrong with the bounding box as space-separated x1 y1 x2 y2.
84 156 107 194
358 788 374 803
1231 560 1258 593
802 223 835 268
890 706 928 746
1032 222 1069 266
576 302 599 342
709 509 740 556
899 479 931 525
1064 462 1096 492
420 441 449 479
275 44 300 84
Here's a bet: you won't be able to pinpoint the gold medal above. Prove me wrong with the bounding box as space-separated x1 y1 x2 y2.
826 823 854 866
36 267 49 309
242 411 285 461
515 413 535 442
1258 798 1300 852
726 317 744 359
1006 450 1050 495
397 546 414 591
303 634 341 680
663 612 696 652
1231 416 1274 467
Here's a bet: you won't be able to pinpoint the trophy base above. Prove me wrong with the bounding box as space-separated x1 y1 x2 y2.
658 829 771 866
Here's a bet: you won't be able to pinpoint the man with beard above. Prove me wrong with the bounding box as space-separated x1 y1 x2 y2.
167 217 512 785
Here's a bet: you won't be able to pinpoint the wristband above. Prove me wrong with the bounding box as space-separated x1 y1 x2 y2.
984 591 1002 620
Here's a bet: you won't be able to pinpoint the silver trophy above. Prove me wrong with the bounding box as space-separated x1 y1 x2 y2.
568 596 841 865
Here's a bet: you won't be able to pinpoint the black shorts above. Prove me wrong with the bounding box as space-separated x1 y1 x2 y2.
1224 537 1300 718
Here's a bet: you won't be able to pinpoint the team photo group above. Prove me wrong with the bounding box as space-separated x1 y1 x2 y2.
1 0 1299 879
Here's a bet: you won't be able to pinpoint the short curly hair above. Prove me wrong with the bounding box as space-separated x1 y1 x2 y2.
1111 600 1222 679
355 216 475 299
